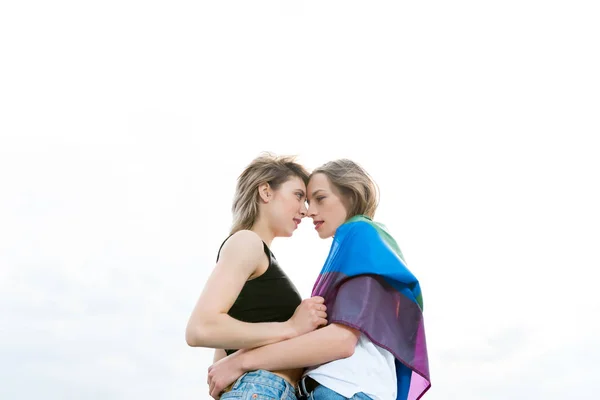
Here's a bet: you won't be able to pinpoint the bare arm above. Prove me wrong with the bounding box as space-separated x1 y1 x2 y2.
185 231 294 349
240 323 360 371
207 323 360 397
186 230 326 350
213 349 227 363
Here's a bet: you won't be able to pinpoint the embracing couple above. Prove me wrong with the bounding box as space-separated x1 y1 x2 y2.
186 153 431 400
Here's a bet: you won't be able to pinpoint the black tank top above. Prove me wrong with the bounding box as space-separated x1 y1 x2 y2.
216 236 302 356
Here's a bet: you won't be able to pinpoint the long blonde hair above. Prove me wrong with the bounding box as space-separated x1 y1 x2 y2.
311 159 379 219
231 153 309 234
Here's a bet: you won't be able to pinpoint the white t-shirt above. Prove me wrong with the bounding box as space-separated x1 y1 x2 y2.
306 333 397 400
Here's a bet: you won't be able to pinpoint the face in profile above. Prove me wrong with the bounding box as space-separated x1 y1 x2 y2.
266 176 308 237
306 173 348 239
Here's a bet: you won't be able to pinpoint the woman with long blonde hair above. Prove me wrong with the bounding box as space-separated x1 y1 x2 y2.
186 153 328 400
208 159 431 400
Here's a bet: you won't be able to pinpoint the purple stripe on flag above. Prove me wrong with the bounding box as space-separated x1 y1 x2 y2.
318 274 431 399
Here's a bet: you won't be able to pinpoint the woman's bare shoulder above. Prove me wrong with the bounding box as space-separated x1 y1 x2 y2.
218 230 264 263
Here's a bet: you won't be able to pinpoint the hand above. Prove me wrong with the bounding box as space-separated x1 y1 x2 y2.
207 350 247 399
286 296 327 337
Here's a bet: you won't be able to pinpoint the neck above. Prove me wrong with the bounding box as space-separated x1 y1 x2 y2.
250 218 275 248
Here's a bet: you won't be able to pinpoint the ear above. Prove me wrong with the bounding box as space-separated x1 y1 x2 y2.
258 183 272 203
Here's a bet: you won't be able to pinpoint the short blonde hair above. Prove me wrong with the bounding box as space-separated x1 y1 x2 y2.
311 159 379 219
231 152 309 234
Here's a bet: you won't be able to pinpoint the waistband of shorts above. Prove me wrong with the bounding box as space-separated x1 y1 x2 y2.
236 370 296 392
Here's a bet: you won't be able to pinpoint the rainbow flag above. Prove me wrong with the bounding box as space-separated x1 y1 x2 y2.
312 215 431 400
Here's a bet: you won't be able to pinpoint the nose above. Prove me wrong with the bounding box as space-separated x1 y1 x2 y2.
307 202 316 218
299 201 307 217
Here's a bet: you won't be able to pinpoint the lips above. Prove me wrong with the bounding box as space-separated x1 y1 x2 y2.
293 218 301 228
314 221 324 230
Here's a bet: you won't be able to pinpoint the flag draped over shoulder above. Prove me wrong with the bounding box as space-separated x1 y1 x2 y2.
311 215 431 400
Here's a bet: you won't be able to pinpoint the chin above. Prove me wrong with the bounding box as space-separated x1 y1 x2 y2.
275 229 292 238
318 231 332 239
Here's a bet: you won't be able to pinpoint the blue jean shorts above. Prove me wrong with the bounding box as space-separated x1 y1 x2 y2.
220 370 298 400
309 385 372 400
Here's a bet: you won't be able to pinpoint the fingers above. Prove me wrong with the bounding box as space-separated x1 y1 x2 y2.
209 380 215 399
317 317 327 326
301 297 325 310
208 370 219 399
209 382 221 400
308 301 326 312
316 311 327 319
312 304 326 315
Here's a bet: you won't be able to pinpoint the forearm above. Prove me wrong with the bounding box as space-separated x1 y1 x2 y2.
213 349 227 363
186 313 295 350
240 323 358 372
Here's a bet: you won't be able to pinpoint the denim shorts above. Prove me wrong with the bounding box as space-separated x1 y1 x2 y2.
220 370 298 400
309 384 372 400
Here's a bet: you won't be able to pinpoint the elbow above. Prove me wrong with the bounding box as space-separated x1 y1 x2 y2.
186 312 228 347
340 336 358 358
185 325 203 347
185 319 211 347
337 327 360 358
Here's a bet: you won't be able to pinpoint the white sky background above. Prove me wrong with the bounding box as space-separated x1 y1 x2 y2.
1 1 599 399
